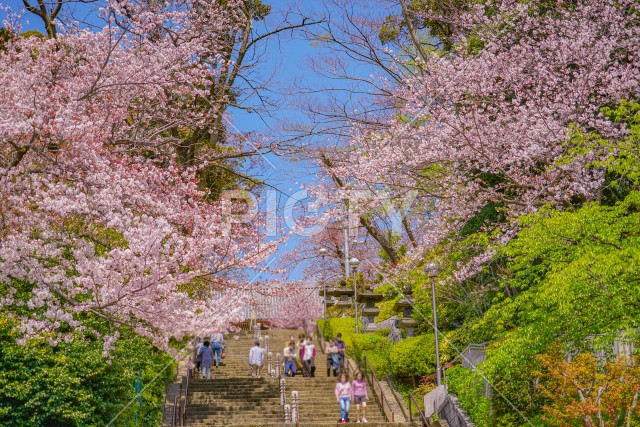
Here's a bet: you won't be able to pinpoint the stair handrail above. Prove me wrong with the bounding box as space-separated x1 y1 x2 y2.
284 404 292 423
280 377 288 423
180 368 191 426
362 355 395 423
171 395 178 427
179 338 197 427
408 392 430 427
385 374 409 421
315 322 326 353
280 377 287 406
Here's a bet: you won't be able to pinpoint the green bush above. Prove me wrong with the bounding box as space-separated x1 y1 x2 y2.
351 330 392 376
317 318 360 350
388 334 436 378
0 314 175 427
446 366 492 427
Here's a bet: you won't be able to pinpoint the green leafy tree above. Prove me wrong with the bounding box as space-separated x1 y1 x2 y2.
0 315 175 427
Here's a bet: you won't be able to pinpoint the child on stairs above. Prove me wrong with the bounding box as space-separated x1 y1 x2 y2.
352 371 368 423
335 373 351 423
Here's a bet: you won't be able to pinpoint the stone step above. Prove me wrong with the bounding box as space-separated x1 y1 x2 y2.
186 423 405 427
181 329 393 427
187 419 389 425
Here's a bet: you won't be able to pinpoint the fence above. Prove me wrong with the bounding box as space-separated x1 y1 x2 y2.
361 355 395 422
438 394 476 427
460 343 487 369
461 332 638 370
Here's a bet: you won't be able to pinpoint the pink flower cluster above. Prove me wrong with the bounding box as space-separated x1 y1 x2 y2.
0 0 279 349
329 0 640 274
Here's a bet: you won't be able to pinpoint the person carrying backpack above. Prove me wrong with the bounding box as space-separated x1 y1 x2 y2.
209 331 225 367
325 338 340 377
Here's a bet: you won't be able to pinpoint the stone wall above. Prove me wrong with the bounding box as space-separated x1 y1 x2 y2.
424 385 476 427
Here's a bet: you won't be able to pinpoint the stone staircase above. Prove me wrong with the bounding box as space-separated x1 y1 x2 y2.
181 329 406 426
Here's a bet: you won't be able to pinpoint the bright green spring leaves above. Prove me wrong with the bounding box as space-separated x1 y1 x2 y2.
464 103 640 423
504 191 640 342
0 315 175 427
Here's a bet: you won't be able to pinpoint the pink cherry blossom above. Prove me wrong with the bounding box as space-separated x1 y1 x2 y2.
324 0 640 276
0 0 281 350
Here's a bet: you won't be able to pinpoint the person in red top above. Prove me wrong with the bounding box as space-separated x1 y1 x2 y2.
351 371 369 422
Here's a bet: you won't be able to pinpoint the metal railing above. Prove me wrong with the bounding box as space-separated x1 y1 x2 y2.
408 392 430 426
180 368 192 426
169 342 197 427
315 322 326 353
171 395 179 427
385 375 409 421
362 355 395 423
291 390 300 425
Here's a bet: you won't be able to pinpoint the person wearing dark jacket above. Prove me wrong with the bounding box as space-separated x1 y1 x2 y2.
335 333 346 374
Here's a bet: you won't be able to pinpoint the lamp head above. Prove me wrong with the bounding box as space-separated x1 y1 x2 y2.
349 257 360 268
425 262 440 278
319 247 328 256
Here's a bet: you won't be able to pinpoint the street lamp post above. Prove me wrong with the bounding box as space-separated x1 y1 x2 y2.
425 262 442 386
341 199 350 280
319 247 328 319
349 257 360 334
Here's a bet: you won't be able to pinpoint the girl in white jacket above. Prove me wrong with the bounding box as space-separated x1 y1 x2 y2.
335 373 351 423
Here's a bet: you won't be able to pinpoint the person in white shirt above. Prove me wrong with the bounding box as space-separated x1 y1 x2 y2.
248 340 265 378
300 336 316 377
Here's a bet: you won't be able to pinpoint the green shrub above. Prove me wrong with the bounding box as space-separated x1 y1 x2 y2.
351 331 392 376
446 366 492 427
375 297 399 322
388 334 436 378
317 318 359 349
0 314 175 427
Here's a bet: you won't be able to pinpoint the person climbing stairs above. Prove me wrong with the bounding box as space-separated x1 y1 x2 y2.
180 328 405 426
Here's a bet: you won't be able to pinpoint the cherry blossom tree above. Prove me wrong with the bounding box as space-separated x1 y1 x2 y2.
263 282 323 330
323 0 640 277
0 0 283 349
